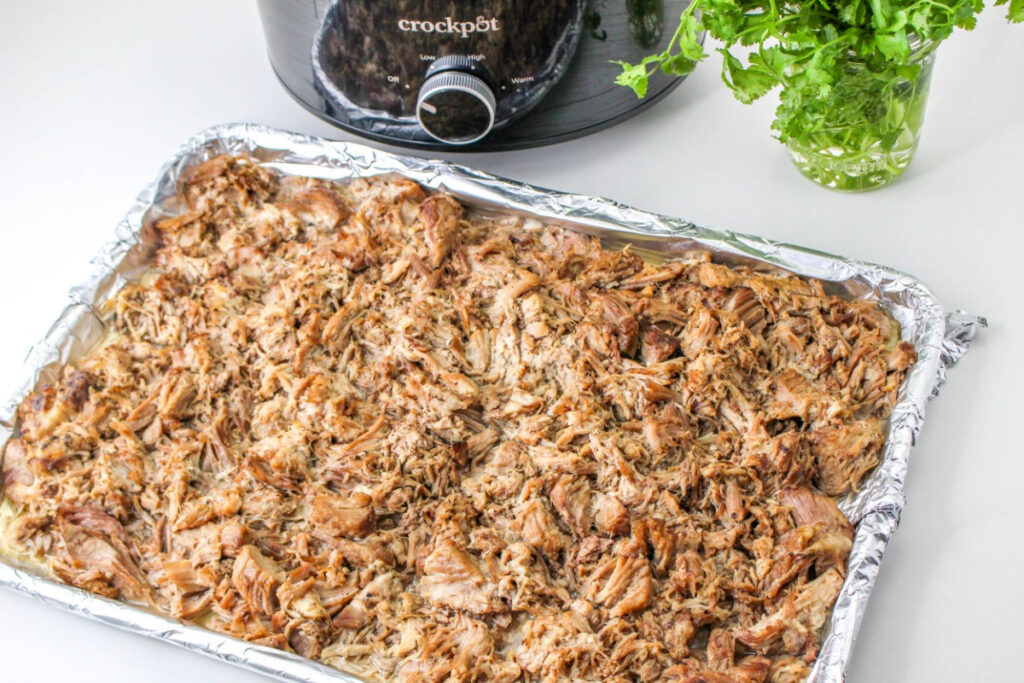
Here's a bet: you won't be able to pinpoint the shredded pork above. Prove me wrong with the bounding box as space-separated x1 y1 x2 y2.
0 157 916 681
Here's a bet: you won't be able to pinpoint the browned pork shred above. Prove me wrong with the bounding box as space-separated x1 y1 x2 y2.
1 157 916 682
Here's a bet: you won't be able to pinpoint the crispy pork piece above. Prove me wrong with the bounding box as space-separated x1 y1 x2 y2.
760 486 855 595
550 475 630 538
593 292 639 356
550 475 593 536
418 538 503 614
1 159 915 680
640 325 680 365
811 419 885 495
736 568 845 656
392 615 520 683
54 507 151 604
707 628 736 670
517 610 599 678
243 429 310 492
583 554 653 617
232 544 284 616
1 439 34 504
309 490 375 538
767 368 841 423
779 485 853 535
680 305 719 358
286 186 350 232
162 559 209 595
419 194 463 268
516 496 568 558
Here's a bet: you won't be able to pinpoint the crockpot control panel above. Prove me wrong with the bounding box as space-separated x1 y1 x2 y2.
313 0 582 144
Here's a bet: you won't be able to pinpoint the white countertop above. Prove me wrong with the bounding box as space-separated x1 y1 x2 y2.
1 1 1021 681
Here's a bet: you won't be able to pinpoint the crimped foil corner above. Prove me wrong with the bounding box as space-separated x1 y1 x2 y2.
0 123 982 683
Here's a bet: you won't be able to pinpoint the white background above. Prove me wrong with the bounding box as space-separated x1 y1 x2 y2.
0 1 1021 681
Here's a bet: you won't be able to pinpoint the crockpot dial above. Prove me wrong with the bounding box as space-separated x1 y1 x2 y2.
417 70 496 144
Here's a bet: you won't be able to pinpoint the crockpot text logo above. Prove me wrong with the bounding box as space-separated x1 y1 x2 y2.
397 16 501 38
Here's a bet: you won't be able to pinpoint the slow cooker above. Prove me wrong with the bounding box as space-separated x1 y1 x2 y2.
257 0 695 150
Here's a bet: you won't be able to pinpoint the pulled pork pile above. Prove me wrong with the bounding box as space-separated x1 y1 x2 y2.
1 157 916 682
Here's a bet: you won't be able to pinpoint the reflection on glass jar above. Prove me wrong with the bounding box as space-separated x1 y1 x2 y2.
626 0 664 48
786 39 937 192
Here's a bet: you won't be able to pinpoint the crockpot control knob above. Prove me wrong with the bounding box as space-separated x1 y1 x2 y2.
416 71 496 145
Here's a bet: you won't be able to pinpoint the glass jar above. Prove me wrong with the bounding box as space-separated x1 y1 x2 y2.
786 39 937 191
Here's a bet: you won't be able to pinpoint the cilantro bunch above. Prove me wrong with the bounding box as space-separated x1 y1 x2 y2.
616 0 1023 147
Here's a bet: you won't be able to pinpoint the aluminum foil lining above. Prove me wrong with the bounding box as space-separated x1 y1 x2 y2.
0 123 984 683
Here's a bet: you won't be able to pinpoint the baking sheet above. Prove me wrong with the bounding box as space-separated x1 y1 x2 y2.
0 123 983 682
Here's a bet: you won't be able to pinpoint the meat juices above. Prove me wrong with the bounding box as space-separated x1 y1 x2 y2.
1 157 916 681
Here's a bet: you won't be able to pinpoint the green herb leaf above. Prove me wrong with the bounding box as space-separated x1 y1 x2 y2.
720 49 780 103
676 13 708 61
996 0 1024 22
874 30 910 60
613 59 654 98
